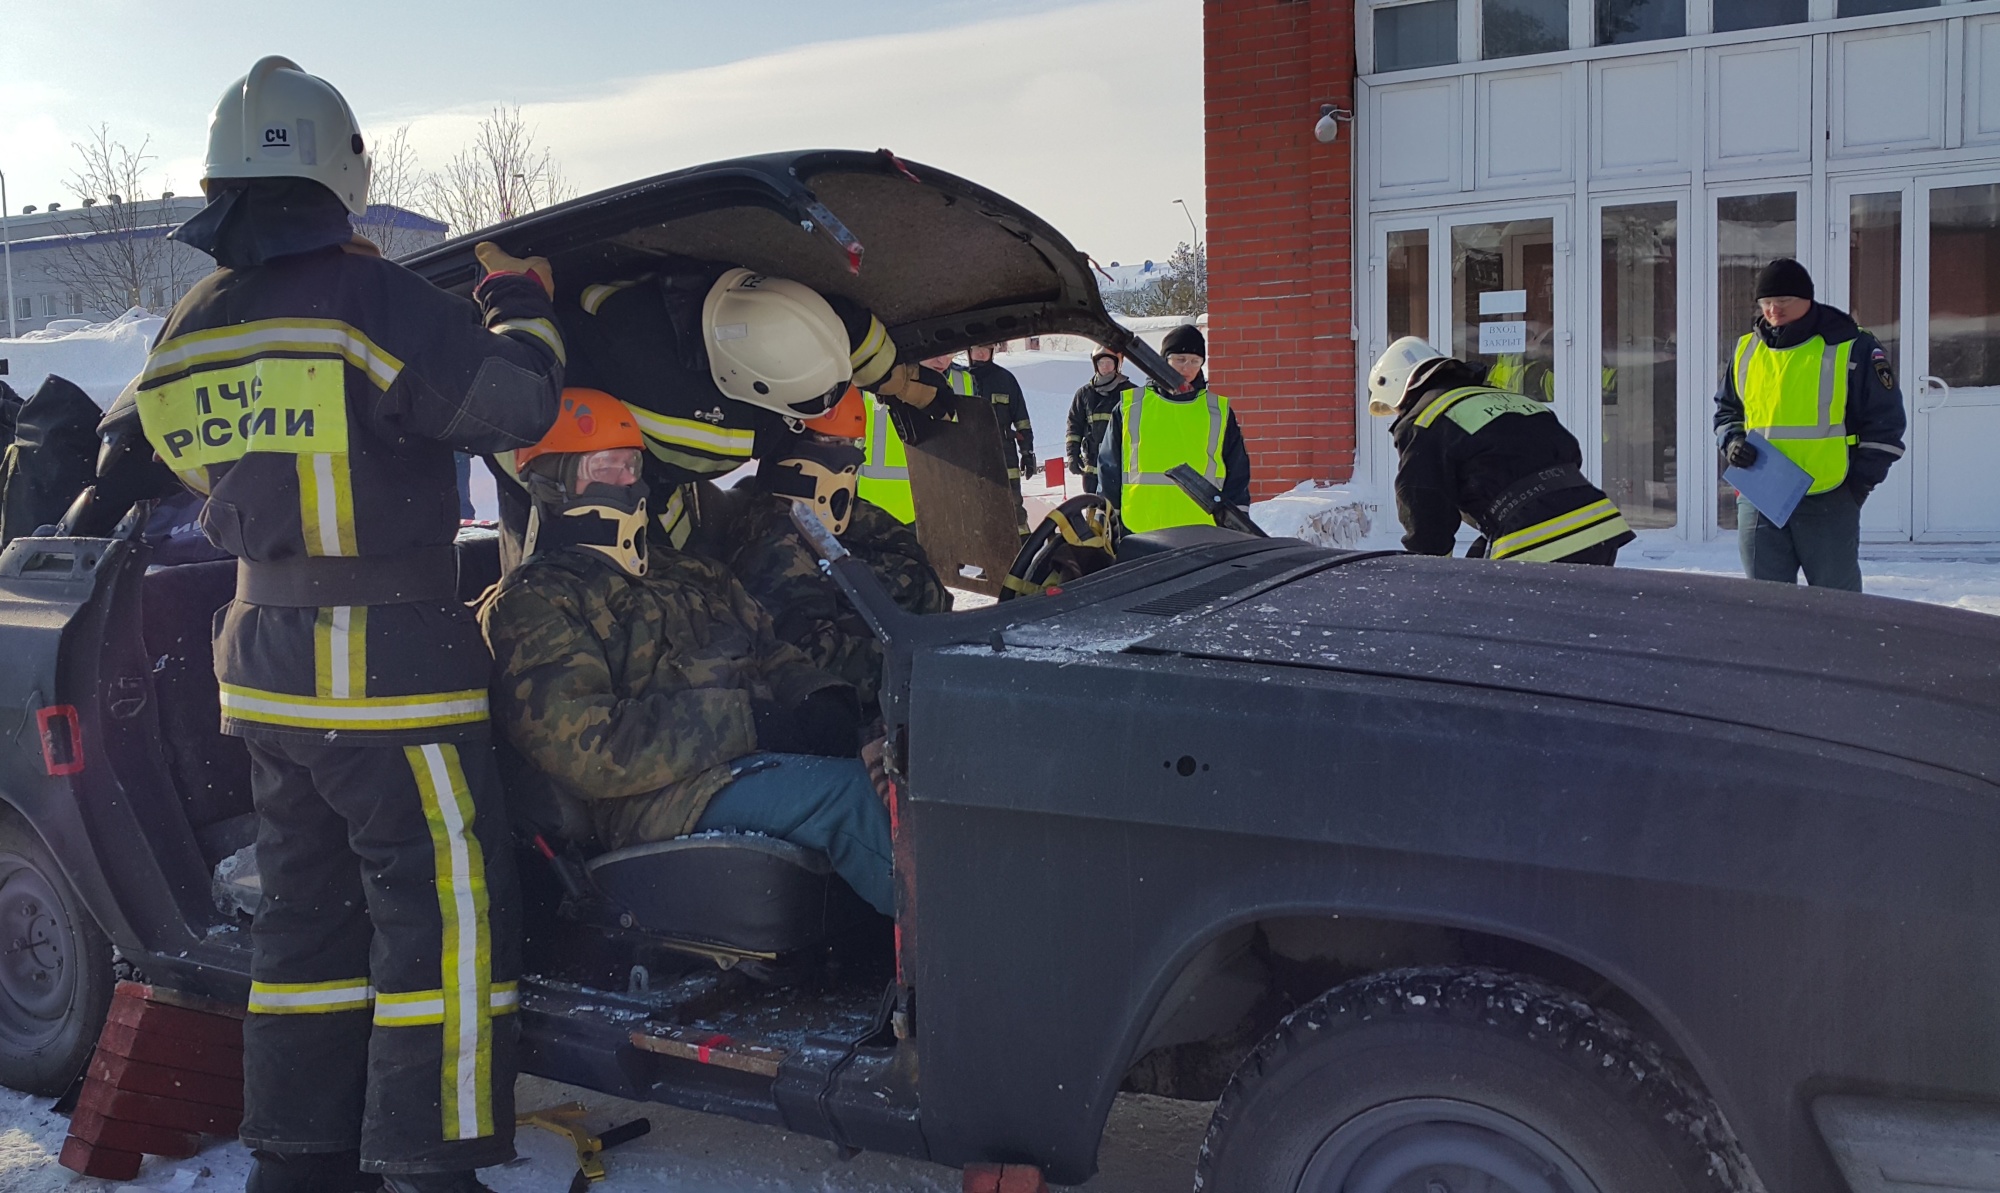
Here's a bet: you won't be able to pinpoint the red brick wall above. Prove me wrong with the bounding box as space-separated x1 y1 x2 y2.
1204 0 1358 498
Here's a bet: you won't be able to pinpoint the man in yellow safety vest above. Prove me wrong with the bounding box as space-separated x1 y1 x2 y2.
1715 259 1906 591
1097 324 1252 533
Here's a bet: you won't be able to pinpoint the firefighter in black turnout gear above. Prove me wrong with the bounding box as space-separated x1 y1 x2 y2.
542 263 912 562
115 58 564 1193
1369 337 1634 564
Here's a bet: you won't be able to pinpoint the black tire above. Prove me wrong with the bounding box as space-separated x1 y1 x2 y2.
1196 967 1759 1193
0 806 114 1094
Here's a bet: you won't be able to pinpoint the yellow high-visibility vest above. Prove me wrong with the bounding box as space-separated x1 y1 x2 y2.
857 392 914 524
1117 386 1230 533
1733 332 1856 494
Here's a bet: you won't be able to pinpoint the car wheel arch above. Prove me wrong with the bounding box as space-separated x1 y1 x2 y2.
1112 905 1714 1107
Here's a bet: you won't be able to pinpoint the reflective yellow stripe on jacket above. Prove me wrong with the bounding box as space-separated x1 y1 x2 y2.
1489 498 1632 562
858 392 915 524
1734 333 1856 494
1118 387 1230 533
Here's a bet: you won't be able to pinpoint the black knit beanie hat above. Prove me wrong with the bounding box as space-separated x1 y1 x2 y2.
1162 323 1206 358
1754 259 1814 302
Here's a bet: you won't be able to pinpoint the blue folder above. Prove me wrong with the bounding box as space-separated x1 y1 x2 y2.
1724 431 1813 528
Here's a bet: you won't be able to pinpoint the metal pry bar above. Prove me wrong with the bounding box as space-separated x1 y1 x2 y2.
788 502 915 648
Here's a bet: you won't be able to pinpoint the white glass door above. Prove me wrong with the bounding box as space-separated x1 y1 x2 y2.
1446 205 1577 435
1912 174 2000 542
1829 178 1915 542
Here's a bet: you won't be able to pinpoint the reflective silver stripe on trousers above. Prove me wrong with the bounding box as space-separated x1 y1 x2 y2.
1741 339 1846 441
1128 390 1225 486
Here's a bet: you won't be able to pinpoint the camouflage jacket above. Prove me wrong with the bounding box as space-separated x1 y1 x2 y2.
480 544 845 849
723 493 952 707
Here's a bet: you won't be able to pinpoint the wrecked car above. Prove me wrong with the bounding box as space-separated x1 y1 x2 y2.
4 150 2000 1193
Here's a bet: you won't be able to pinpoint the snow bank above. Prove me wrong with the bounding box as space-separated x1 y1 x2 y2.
1251 483 1395 550
0 308 164 408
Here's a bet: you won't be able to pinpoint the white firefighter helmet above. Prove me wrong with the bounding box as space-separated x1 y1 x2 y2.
702 268 853 418
202 56 372 216
1367 336 1447 416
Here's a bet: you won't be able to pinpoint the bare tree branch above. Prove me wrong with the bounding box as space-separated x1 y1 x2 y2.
1106 241 1207 318
353 125 437 258
422 105 574 236
43 126 204 317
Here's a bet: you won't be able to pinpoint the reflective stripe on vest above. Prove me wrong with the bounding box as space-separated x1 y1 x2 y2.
1489 498 1632 562
857 392 915 524
1119 387 1229 533
1734 333 1856 494
1413 386 1549 433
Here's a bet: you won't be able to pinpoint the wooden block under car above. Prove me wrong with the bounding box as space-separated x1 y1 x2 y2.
77 1080 243 1136
88 1050 244 1110
67 1108 202 1159
57 1135 145 1181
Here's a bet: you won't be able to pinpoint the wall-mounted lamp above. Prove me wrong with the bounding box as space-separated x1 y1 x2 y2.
1314 103 1354 145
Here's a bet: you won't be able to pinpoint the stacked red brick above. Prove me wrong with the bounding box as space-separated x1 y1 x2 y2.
59 981 244 1180
1204 0 1359 498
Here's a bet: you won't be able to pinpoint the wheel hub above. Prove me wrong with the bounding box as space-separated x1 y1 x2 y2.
0 856 74 1028
1300 1098 1604 1193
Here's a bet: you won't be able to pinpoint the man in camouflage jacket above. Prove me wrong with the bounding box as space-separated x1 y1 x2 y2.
480 392 894 916
719 488 950 711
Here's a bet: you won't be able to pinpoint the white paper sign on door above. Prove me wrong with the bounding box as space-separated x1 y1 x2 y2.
1479 320 1528 354
1479 289 1528 316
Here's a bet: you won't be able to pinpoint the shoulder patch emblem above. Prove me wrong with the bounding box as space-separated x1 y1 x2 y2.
1870 348 1897 391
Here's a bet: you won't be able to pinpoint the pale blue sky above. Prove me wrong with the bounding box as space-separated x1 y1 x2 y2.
1 0 1203 262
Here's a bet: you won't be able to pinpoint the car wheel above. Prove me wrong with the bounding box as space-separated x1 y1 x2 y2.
1196 967 1758 1193
0 807 113 1095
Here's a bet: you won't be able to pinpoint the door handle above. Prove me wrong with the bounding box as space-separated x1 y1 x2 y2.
1917 375 1951 414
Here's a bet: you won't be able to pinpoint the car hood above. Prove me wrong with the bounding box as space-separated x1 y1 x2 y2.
1128 554 2000 785
398 149 1179 388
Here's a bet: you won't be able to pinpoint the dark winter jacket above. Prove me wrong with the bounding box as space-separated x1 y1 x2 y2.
0 380 23 447
1066 373 1133 493
0 375 103 546
969 359 1035 476
1391 363 1633 559
1097 371 1252 511
120 238 564 744
1713 302 1907 493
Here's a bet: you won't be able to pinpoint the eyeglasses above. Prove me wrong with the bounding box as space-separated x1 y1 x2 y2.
1167 353 1204 369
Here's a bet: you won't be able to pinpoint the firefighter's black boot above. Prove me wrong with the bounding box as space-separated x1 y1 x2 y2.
244 1149 377 1193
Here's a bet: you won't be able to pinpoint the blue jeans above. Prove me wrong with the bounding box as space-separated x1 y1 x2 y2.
1737 489 1863 592
694 753 894 917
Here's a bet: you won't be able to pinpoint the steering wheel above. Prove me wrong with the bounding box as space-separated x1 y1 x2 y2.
999 494 1118 601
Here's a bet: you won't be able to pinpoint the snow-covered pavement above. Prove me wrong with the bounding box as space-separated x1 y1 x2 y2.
0 1080 1209 1193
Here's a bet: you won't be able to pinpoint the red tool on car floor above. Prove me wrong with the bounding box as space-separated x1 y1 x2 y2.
57 981 244 1181
962 1162 1049 1193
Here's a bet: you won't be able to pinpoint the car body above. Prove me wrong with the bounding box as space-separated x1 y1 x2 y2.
3 151 1999 1193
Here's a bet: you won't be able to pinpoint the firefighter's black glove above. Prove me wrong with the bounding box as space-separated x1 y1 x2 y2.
886 397 929 448
1019 446 1038 477
792 688 862 758
750 699 804 754
1723 433 1758 469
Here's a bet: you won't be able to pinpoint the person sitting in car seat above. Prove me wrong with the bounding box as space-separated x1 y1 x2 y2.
480 390 895 917
715 391 951 713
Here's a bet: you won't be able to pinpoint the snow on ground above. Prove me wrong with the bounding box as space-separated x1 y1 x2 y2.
0 1079 1209 1193
0 311 164 408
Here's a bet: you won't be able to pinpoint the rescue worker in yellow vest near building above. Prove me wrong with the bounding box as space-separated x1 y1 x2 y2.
113 59 564 1193
1097 324 1252 533
1370 337 1634 564
1715 259 1906 591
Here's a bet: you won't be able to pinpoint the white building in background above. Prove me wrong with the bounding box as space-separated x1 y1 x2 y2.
3 199 449 335
1354 0 2000 543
